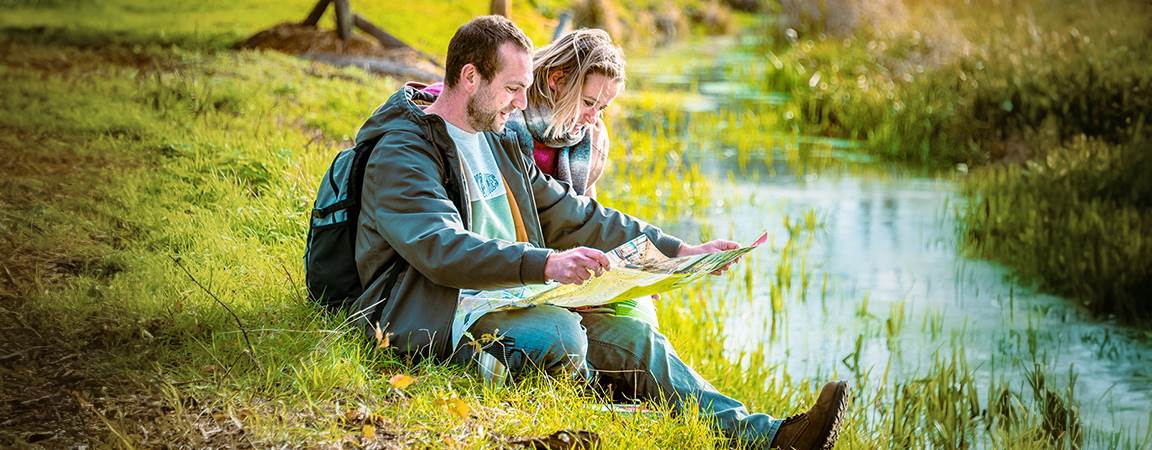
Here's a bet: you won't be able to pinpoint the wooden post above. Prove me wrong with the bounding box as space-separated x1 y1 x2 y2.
333 0 353 41
490 0 509 17
302 0 331 26
552 11 571 42
299 0 441 63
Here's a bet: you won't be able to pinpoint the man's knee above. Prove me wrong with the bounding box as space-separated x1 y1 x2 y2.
469 305 589 376
515 305 589 371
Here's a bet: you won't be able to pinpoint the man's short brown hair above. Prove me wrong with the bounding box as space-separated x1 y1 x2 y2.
444 15 534 88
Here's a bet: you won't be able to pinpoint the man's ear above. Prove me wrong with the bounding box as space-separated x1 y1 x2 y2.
459 63 479 93
547 70 566 92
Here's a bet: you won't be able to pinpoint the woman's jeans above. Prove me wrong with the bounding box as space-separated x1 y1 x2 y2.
450 304 782 446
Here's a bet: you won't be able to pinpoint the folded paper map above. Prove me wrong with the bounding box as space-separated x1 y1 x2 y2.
451 232 768 345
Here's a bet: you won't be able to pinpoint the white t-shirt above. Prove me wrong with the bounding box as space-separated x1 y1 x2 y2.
443 121 518 346
443 121 517 243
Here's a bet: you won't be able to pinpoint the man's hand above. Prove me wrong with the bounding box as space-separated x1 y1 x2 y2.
545 247 611 285
678 239 742 275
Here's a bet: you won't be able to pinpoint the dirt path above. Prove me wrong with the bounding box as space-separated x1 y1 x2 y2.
0 130 133 446
238 22 443 83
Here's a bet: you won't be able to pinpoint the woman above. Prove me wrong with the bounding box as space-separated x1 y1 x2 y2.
505 29 660 328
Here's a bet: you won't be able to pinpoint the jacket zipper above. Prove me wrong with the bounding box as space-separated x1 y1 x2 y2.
425 117 468 359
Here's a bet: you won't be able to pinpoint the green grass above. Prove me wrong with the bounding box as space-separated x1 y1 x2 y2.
1 1 1150 448
0 0 560 56
740 0 1152 166
962 135 1152 322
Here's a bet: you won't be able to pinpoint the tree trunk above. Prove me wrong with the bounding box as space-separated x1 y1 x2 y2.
490 0 509 17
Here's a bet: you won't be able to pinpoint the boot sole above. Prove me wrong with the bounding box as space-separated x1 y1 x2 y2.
816 381 849 450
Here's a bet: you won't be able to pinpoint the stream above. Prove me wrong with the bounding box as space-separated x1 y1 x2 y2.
626 36 1151 440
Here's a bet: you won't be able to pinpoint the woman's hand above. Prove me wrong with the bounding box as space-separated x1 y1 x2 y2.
677 240 742 275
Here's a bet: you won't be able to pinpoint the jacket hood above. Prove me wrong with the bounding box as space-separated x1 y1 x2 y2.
354 84 439 146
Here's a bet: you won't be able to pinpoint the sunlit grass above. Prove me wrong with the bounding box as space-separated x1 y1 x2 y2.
962 135 1152 322
744 0 1151 163
0 0 559 57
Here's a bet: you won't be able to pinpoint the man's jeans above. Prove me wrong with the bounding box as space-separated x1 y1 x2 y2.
450 305 783 446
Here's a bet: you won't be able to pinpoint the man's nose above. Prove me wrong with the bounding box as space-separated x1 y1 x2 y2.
513 89 528 110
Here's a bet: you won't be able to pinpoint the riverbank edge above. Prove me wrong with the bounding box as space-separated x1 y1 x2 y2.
747 0 1151 325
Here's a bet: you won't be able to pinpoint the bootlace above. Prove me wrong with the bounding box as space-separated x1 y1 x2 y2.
781 412 807 424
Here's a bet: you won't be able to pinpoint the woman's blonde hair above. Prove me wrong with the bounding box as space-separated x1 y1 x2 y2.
527 28 626 141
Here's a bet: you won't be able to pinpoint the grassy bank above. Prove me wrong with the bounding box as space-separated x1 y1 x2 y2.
743 0 1152 322
0 0 559 57
963 135 1152 322
1 1 1148 448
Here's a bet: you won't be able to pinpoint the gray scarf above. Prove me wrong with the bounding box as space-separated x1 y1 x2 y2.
521 102 586 148
517 106 594 196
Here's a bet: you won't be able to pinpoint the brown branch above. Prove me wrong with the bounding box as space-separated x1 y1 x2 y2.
302 0 331 26
352 14 407 49
278 261 303 302
170 256 262 372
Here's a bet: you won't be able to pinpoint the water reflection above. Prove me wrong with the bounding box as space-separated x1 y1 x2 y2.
702 149 1151 433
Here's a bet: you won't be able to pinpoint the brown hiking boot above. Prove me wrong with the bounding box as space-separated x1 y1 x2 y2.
770 381 849 450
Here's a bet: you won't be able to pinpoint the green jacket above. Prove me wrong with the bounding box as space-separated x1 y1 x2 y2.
351 86 684 359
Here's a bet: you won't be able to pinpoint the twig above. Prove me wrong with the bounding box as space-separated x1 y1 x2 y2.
170 256 262 372
278 261 303 302
0 304 44 340
74 392 134 448
0 209 46 234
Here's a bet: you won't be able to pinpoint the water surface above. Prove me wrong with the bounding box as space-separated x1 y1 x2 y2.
626 37 1152 440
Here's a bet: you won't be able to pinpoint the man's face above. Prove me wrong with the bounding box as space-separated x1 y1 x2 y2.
466 42 532 132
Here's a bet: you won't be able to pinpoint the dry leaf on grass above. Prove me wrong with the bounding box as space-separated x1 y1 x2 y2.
434 397 471 419
387 374 415 390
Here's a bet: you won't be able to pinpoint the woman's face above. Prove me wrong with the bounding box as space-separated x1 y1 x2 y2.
551 71 621 133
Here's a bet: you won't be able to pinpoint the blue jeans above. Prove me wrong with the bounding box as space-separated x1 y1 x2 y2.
450 305 782 446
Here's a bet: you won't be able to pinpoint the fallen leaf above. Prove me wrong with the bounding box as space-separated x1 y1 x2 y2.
388 374 415 390
343 408 363 423
446 397 470 419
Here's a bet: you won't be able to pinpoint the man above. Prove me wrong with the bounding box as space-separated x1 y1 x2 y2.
348 15 846 449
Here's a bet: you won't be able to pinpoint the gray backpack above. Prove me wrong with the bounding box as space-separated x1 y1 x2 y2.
304 140 378 311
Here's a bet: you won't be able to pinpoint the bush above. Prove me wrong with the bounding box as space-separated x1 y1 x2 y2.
962 135 1152 323
756 0 1152 165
